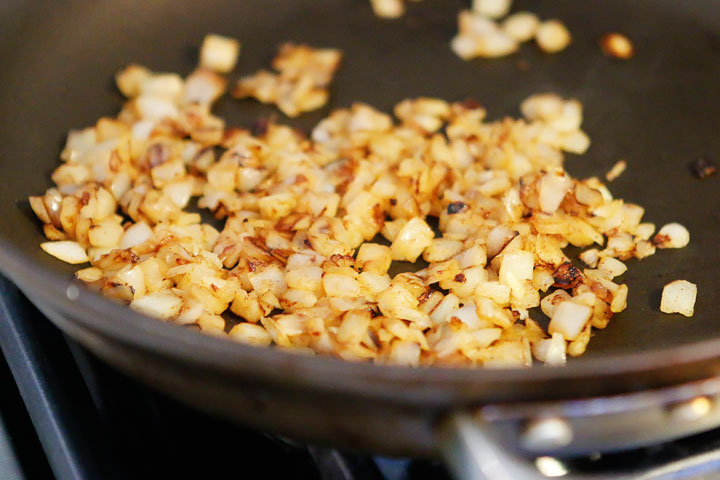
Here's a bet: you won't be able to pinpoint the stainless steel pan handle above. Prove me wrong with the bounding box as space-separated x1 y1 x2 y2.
439 378 720 479
441 413 540 480
440 413 720 480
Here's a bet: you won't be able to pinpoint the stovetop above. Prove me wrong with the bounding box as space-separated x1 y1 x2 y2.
3 273 720 480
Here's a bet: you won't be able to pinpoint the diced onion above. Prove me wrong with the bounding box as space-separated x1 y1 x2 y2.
654 223 690 249
40 241 89 264
131 291 183 319
549 301 592 340
660 280 697 317
120 222 153 250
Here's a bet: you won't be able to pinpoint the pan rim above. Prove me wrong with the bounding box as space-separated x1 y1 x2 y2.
2 236 719 404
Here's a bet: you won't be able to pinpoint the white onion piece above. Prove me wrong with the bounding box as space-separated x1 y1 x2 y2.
540 289 572 318
131 291 182 319
660 280 697 317
501 12 539 42
389 340 421 366
430 294 460 324
120 222 153 250
654 223 690 249
472 0 511 18
597 257 627 278
248 265 287 296
450 302 483 329
548 301 592 340
499 251 534 287
521 93 563 122
61 128 97 162
184 69 225 105
559 130 590 154
535 20 572 54
114 265 146 298
476 30 519 58
539 172 571 213
163 180 194 208
550 100 583 132
40 241 89 264
532 332 567 366
461 11 497 36
229 323 273 346
139 74 184 100
131 120 156 141
471 328 503 348
199 34 240 73
176 302 204 325
487 225 518 258
87 246 114 262
198 187 227 211
579 248 600 268
135 95 179 121
109 171 132 200
77 138 119 166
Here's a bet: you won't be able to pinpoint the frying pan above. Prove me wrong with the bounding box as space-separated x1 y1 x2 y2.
1 0 720 477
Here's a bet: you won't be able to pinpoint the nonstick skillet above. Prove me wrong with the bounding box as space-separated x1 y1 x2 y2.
1 1 720 478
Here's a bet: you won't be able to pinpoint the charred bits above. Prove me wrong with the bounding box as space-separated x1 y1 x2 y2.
552 261 582 289
252 116 273 137
691 156 718 179
461 98 481 110
144 143 170 170
652 234 670 247
447 202 468 214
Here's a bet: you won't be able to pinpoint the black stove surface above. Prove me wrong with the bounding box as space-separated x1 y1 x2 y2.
0 341 53 480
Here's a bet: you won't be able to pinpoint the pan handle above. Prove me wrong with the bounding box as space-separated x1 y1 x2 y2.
440 413 564 480
440 413 542 480
438 413 720 480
